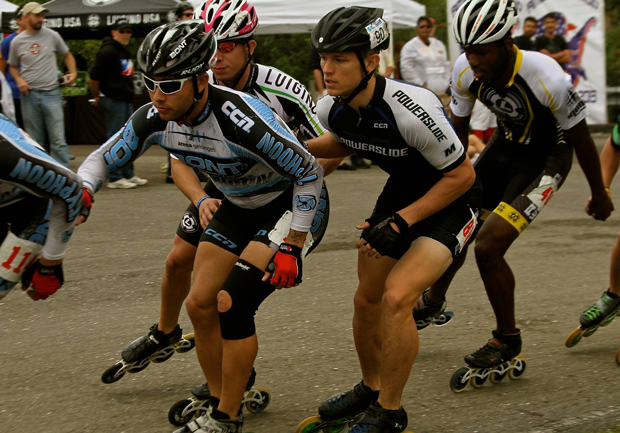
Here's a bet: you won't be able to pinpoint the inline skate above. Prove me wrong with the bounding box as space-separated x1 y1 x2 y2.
168 368 271 427
295 380 379 433
173 409 243 433
565 289 620 348
101 323 195 384
412 288 454 330
450 330 527 393
345 401 414 433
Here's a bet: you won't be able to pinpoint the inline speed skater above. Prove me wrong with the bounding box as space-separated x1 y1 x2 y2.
0 114 84 302
566 113 620 349
297 7 481 433
417 0 612 392
77 20 324 433
107 0 333 388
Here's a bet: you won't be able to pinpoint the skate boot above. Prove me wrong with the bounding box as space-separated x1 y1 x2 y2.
412 288 454 330
566 289 620 348
195 409 243 433
169 368 270 427
450 330 527 393
101 323 195 384
296 381 380 433
346 401 412 433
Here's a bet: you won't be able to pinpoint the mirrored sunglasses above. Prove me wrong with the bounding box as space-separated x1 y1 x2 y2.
217 41 237 53
143 76 192 94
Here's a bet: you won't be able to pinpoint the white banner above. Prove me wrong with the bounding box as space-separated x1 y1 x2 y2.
447 0 607 124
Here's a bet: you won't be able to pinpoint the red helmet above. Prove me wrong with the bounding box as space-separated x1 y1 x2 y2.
198 0 258 41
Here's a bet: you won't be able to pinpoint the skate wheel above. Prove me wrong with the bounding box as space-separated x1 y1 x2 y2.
176 334 196 353
616 348 620 365
469 369 488 388
507 356 527 380
295 416 323 433
160 162 169 173
565 327 585 348
126 360 150 373
450 367 471 393
489 370 507 384
600 312 618 327
101 362 125 384
168 398 195 427
244 387 271 413
152 347 175 364
583 325 599 338
433 310 454 327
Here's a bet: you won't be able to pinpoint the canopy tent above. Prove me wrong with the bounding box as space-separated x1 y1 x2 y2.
1 0 180 38
189 0 425 34
0 0 17 15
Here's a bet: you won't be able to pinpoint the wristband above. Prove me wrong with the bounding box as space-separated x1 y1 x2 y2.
196 195 211 212
392 212 409 232
605 187 611 194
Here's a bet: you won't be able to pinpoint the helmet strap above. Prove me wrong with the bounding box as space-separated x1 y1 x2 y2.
337 52 374 105
174 75 205 125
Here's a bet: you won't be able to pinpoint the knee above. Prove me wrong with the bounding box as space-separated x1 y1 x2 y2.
165 246 194 275
186 292 216 323
217 290 232 313
353 284 383 314
382 285 416 314
474 236 501 267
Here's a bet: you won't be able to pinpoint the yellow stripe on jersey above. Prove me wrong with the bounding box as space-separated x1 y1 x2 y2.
494 202 530 234
535 74 557 113
457 65 471 90
506 46 523 88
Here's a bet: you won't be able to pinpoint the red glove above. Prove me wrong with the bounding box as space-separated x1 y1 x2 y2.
270 243 303 287
21 260 64 301
80 188 94 222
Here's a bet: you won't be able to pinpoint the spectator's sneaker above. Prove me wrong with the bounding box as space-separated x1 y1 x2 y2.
107 178 137 189
127 176 148 186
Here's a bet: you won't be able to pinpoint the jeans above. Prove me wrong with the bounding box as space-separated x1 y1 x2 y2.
21 88 70 168
100 97 135 181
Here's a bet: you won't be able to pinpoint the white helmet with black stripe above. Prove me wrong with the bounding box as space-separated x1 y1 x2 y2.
453 0 519 46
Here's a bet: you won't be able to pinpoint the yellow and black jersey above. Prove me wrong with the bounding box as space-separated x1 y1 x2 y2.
450 46 587 147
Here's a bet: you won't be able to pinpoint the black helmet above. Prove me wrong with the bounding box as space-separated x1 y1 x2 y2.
174 1 194 18
311 6 390 53
137 20 216 78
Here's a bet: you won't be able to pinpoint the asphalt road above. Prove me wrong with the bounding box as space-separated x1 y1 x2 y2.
1 138 619 433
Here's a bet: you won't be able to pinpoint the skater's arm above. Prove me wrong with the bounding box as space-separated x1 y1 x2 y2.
170 158 220 228
566 120 614 220
601 137 620 188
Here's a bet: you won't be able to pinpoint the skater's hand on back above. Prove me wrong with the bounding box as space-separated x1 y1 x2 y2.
356 213 409 259
586 192 614 221
76 187 94 226
265 243 303 289
197 197 221 229
21 259 64 301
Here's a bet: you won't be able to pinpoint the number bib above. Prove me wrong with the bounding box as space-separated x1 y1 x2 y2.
0 232 43 283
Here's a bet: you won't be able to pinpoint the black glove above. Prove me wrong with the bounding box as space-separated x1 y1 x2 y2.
361 213 409 256
79 188 94 222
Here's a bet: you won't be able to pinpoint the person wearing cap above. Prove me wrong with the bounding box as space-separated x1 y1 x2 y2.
399 16 451 94
0 5 25 127
175 1 195 21
8 1 76 169
89 18 147 189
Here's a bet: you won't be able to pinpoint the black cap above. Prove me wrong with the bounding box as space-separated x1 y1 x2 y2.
114 18 131 31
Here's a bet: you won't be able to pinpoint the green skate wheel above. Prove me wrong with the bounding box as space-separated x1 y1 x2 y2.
583 325 599 337
244 387 271 413
295 416 323 433
160 162 169 173
507 356 527 380
565 327 585 348
450 367 471 393
469 369 488 388
601 311 618 327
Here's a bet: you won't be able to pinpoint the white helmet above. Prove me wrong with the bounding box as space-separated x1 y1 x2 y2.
453 0 519 46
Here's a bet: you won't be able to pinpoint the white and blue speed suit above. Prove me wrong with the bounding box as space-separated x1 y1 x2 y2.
78 83 324 238
0 114 83 298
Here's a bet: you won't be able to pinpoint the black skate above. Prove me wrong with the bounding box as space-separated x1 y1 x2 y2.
101 323 195 384
169 368 270 427
411 288 454 330
566 289 620 348
345 401 413 433
295 381 379 433
450 330 527 393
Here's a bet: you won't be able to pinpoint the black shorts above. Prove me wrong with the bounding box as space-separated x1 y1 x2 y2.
474 134 573 234
363 176 482 260
179 181 329 257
